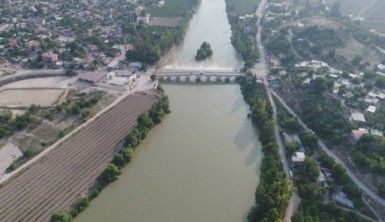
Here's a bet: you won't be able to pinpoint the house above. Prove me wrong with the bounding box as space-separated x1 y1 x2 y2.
378 64 385 71
27 40 40 50
370 129 383 137
42 52 59 63
291 151 305 164
318 170 328 187
332 191 354 209
321 168 333 181
128 62 142 71
137 14 150 24
78 71 106 84
350 112 366 123
351 128 369 141
366 105 377 113
87 44 98 52
364 97 379 105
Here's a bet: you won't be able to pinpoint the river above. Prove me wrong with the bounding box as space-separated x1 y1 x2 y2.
75 0 261 221
164 0 243 70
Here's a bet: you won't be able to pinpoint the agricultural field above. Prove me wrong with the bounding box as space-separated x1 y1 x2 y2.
148 0 199 17
226 0 261 15
327 0 385 33
0 92 159 222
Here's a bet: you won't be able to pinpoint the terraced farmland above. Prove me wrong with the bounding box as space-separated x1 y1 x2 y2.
0 92 159 222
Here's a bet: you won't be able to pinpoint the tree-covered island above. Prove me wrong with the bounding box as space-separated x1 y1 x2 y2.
195 42 213 61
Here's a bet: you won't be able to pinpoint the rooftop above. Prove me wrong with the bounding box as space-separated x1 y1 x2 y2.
78 71 106 83
350 112 366 123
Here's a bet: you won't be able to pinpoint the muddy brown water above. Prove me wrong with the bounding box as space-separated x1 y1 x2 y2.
75 85 262 222
75 0 262 221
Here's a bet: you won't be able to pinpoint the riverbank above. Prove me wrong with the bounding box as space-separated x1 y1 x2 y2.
0 90 161 222
51 89 170 221
225 0 260 70
239 74 291 221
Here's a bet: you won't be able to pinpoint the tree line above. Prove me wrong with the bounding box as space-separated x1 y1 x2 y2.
239 74 291 222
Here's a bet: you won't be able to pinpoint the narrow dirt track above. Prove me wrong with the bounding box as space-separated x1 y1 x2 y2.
0 92 159 222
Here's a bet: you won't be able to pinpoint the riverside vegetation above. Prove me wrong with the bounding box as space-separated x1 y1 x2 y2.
239 74 291 222
126 0 200 66
225 1 290 220
50 89 170 222
225 0 260 70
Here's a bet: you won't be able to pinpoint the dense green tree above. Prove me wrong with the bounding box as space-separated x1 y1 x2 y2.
51 210 72 222
286 141 299 156
299 131 318 154
375 76 385 89
100 163 121 184
195 42 213 61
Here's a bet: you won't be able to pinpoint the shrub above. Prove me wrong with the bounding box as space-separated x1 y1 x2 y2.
70 197 90 217
99 163 120 185
51 210 72 222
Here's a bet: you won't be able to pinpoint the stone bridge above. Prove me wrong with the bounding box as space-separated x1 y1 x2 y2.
155 69 244 83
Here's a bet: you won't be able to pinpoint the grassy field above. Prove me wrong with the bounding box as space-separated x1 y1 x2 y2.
336 38 382 66
327 0 385 33
226 0 261 15
148 0 198 17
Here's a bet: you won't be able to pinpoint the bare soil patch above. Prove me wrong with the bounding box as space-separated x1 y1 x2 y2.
337 38 382 66
0 88 65 107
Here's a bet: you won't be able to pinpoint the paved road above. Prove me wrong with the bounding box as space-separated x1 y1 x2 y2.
272 90 385 208
254 0 301 221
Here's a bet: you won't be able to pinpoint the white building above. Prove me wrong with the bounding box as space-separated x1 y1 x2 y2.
350 112 366 123
366 105 377 113
291 151 305 164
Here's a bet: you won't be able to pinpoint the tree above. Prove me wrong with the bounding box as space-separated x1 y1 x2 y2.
310 77 330 94
70 197 90 216
299 131 318 154
126 41 161 65
195 42 213 61
100 163 120 184
51 210 72 222
137 114 154 129
286 141 299 156
0 110 12 123
332 164 348 184
304 158 320 182
23 148 35 158
375 76 385 89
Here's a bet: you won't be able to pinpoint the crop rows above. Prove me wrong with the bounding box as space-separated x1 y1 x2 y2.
0 93 159 222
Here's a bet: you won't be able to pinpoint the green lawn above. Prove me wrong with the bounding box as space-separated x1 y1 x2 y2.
148 0 198 17
226 0 260 15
